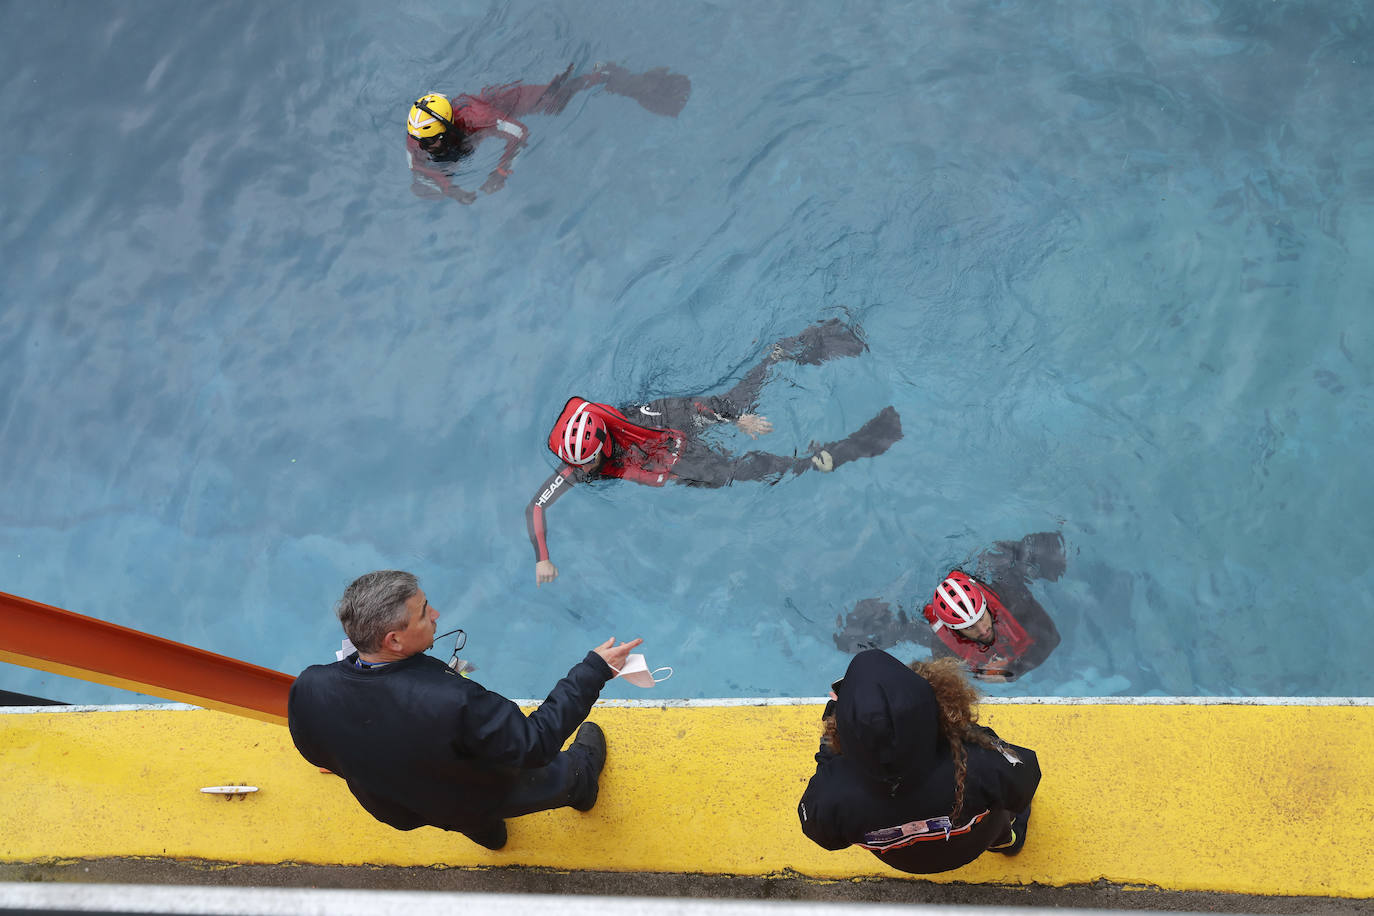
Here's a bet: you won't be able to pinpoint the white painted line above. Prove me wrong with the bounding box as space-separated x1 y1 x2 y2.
0 884 1182 916
3 696 1372 718
0 702 200 714
975 696 1374 706
564 696 1374 707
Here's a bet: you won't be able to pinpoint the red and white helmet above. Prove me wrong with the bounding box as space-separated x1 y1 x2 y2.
553 400 610 465
930 571 988 630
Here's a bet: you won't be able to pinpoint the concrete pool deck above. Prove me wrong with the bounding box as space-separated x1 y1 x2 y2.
1 699 1371 908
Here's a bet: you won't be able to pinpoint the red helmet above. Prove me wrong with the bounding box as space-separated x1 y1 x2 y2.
930 571 988 630
552 400 610 465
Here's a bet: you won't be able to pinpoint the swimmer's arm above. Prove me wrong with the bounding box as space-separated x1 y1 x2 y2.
445 184 478 205
685 396 752 428
482 117 528 193
407 143 477 204
1010 599 1061 673
902 603 939 650
527 465 578 585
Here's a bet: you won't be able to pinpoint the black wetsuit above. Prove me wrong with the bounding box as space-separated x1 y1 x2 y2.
626 354 806 488
526 319 903 563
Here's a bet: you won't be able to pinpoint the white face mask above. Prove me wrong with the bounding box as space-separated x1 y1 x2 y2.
613 653 673 688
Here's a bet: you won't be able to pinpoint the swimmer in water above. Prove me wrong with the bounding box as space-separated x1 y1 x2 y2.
406 63 691 203
526 318 904 585
834 532 1065 682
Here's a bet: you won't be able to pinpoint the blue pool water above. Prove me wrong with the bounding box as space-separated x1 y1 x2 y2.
2 1 1372 704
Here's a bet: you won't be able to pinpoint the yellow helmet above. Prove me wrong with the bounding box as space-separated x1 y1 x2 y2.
407 93 454 140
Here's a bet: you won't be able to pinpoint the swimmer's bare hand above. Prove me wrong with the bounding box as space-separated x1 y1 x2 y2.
481 171 507 194
446 187 477 205
593 636 644 671
536 559 559 586
736 414 773 439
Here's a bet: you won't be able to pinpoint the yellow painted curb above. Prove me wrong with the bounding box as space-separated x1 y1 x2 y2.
1 703 1370 898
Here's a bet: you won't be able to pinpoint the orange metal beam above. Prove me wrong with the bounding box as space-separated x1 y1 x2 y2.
0 590 293 725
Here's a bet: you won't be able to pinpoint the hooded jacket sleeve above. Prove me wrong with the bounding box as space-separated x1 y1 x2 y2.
797 754 857 851
452 651 612 768
797 727 874 852
971 727 1041 814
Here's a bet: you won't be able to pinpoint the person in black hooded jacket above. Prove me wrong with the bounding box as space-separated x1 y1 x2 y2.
797 649 1040 873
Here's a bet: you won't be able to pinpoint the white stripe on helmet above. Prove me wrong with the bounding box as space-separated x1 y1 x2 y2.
936 577 986 629
562 402 602 465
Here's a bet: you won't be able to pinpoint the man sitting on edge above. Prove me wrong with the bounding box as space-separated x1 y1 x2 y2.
287 569 642 850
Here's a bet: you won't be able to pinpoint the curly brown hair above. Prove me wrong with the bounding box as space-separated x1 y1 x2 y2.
821 656 1004 820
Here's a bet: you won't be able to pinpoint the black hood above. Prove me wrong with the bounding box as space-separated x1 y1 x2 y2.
835 650 940 789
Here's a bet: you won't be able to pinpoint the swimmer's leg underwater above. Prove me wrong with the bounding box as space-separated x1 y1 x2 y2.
594 63 692 118
525 63 693 119
671 405 903 487
669 318 896 484
714 317 870 417
773 317 868 366
807 406 903 473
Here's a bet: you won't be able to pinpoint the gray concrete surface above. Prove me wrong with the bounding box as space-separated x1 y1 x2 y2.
2 861 1369 914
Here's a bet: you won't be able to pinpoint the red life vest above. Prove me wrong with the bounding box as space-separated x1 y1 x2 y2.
549 397 684 487
922 576 1034 671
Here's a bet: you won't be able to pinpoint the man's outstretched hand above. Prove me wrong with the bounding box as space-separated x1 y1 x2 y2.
535 559 559 586
593 637 644 672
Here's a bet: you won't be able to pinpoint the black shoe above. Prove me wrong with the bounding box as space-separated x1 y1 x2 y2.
464 820 508 850
990 805 1030 855
777 318 867 366
570 721 607 812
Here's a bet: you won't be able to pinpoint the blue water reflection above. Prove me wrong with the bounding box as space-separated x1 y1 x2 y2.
1 0 1370 702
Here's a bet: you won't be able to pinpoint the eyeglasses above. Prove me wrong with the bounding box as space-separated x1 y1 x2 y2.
434 626 469 674
435 626 466 650
416 133 445 150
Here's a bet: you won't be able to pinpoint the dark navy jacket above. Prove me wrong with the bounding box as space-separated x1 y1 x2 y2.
798 650 1040 868
287 650 611 832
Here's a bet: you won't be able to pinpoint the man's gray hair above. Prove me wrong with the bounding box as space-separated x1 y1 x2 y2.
336 570 419 654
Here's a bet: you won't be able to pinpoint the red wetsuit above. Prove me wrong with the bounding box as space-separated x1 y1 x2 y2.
407 70 612 200
407 86 534 199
